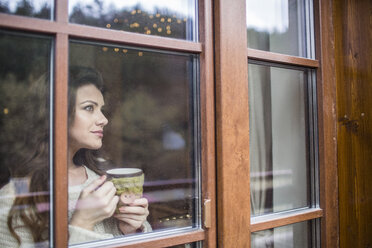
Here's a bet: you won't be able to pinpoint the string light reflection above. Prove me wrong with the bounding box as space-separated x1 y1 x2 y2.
159 214 192 223
96 7 189 40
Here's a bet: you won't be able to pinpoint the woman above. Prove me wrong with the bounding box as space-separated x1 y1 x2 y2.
0 67 150 247
67 67 150 243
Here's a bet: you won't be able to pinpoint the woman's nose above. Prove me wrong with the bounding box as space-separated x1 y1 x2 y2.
96 111 108 126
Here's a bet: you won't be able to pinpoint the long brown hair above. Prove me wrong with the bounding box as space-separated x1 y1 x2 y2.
7 66 106 244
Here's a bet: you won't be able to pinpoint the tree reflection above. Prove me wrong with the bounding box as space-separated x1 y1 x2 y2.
0 0 51 19
0 32 51 187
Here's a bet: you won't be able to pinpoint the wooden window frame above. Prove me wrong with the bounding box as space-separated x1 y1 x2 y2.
214 0 339 247
0 0 216 247
0 0 340 246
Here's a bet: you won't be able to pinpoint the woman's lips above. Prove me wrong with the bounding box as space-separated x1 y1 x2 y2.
91 131 103 138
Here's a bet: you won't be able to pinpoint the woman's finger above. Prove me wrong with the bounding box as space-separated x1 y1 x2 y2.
107 195 120 216
99 185 117 206
95 180 116 196
117 217 143 229
120 197 148 207
114 213 146 221
131 198 148 207
82 175 106 194
118 206 149 215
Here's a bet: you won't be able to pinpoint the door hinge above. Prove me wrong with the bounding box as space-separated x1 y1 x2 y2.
204 199 211 229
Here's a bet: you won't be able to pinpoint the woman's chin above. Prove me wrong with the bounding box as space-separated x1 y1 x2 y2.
83 142 102 150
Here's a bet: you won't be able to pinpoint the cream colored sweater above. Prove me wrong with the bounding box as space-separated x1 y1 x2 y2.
0 166 151 247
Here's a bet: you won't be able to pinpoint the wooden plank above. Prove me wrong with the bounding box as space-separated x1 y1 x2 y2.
315 0 340 247
53 33 69 247
247 48 319 68
251 208 323 232
0 13 202 53
334 0 372 247
214 0 251 246
199 0 217 246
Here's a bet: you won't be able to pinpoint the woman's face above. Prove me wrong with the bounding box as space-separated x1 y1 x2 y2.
69 84 108 152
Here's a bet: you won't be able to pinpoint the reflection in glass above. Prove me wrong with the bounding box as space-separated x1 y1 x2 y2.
0 31 51 247
249 63 310 216
68 41 199 245
251 221 311 248
0 0 52 19
246 0 311 57
69 0 197 41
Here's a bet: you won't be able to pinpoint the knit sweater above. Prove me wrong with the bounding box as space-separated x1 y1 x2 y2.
0 166 151 247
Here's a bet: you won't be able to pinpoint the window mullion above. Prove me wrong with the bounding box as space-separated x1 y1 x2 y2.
214 0 251 246
54 32 69 247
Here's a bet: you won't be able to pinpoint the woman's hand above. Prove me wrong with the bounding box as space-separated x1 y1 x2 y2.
70 175 119 231
114 195 149 234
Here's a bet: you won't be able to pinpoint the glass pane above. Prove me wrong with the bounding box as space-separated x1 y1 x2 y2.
249 63 310 216
0 0 52 19
169 241 203 248
0 31 52 247
69 0 197 41
246 0 311 57
251 221 311 248
67 41 199 245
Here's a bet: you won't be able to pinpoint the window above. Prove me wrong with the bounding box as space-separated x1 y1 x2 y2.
0 31 52 247
0 0 214 247
246 0 311 58
249 63 314 216
247 0 321 246
1 0 339 247
213 0 331 246
251 221 313 247
68 41 200 245
68 0 197 41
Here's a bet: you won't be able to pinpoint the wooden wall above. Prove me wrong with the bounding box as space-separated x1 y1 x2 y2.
335 0 372 247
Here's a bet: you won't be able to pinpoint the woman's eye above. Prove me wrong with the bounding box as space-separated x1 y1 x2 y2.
84 105 94 112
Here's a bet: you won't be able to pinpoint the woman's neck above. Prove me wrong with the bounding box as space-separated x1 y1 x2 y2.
68 147 88 186
68 145 78 169
69 166 88 186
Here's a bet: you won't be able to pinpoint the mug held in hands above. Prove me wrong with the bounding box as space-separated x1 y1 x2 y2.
106 168 144 210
